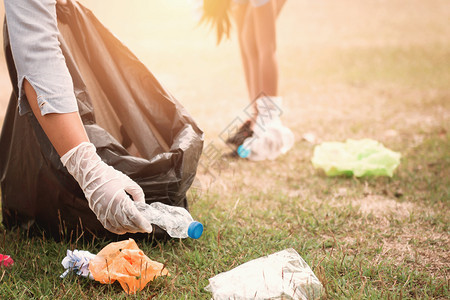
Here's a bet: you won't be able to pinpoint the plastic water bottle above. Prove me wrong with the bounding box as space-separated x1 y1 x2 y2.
237 96 294 161
238 124 294 161
134 202 203 239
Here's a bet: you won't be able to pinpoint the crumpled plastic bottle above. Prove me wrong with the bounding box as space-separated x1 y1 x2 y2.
238 123 295 161
135 202 204 239
205 248 323 300
238 97 294 161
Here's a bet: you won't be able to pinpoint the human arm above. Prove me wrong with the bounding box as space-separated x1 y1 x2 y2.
4 0 150 234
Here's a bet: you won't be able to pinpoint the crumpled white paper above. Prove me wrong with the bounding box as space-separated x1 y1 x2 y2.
205 248 323 300
60 249 96 280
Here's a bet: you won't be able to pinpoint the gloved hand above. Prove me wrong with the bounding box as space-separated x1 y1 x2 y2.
60 142 153 234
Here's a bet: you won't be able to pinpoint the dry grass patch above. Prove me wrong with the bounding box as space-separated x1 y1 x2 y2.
354 195 414 219
342 195 449 280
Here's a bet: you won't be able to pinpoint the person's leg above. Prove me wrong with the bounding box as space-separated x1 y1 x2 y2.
252 0 278 98
233 3 260 119
235 0 285 102
242 10 262 103
23 80 89 156
232 3 251 96
225 3 258 146
237 0 286 123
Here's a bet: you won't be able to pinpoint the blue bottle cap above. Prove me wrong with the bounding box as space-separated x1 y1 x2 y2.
237 145 251 158
188 221 204 239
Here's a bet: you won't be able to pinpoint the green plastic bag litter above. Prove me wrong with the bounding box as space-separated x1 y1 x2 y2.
311 139 401 177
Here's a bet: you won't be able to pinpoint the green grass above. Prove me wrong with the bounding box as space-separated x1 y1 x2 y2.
0 140 449 298
1 0 449 298
0 132 448 298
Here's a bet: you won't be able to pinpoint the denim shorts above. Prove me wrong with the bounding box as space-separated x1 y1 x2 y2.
233 0 270 7
4 0 78 116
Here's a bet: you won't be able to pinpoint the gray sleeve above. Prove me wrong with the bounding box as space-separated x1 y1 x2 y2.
4 0 78 116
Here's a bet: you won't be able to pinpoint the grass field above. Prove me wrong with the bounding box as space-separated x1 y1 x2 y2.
0 0 449 298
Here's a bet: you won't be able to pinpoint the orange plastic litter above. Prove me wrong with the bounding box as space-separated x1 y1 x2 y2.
89 239 169 294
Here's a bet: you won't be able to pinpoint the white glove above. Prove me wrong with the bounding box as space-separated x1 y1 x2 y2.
254 96 283 130
60 142 153 235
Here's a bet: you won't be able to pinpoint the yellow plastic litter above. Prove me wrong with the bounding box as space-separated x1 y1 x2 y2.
89 239 169 294
311 139 401 177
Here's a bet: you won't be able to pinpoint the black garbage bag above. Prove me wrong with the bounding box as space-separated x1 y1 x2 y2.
0 0 203 240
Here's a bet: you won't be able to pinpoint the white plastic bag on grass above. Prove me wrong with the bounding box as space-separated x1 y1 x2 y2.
238 97 295 161
205 248 323 300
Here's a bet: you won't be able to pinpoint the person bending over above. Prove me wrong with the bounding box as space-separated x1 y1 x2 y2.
3 0 153 234
202 0 287 146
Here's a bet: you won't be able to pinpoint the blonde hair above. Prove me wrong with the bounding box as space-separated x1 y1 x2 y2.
201 0 232 44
